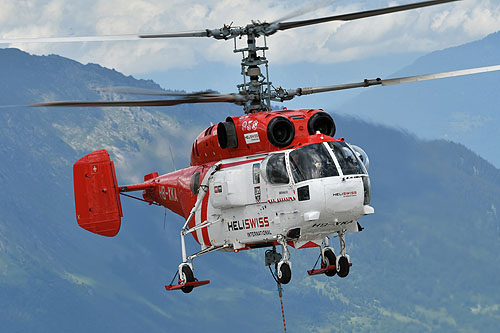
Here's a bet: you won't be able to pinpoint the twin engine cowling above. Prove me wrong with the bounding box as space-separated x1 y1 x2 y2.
191 109 336 166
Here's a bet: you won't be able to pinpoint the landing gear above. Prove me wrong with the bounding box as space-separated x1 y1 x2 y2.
336 230 350 278
166 164 219 293
308 234 352 277
264 237 291 333
276 235 292 284
265 235 292 284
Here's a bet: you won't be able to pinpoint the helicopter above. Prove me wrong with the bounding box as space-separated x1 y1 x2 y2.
3 0 500 294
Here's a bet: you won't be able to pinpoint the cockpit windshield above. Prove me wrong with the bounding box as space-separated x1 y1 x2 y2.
289 143 339 183
328 141 366 175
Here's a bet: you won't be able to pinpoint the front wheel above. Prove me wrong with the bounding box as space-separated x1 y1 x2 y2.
181 265 195 293
277 262 292 284
323 248 337 277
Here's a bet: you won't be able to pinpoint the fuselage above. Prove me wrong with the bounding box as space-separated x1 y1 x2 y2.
142 135 373 251
72 108 374 256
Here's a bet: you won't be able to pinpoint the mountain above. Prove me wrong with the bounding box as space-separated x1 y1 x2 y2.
339 30 500 168
1 47 499 332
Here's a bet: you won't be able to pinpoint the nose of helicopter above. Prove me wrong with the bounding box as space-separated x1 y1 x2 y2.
297 175 371 227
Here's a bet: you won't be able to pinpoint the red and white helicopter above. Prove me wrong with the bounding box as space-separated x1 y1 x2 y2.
5 0 500 293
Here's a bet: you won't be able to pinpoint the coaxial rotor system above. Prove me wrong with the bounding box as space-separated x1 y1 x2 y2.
3 0 499 113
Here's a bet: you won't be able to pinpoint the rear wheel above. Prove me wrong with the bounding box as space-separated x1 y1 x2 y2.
323 248 337 277
181 265 195 293
337 256 350 278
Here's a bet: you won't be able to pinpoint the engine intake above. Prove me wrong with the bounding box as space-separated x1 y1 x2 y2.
218 117 238 149
307 112 336 137
267 116 295 148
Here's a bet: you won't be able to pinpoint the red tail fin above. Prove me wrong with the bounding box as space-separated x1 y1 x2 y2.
73 149 123 237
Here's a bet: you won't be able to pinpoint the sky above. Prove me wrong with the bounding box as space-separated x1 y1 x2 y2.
1 0 500 103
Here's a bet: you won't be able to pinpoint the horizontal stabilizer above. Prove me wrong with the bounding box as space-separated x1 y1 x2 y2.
73 149 123 237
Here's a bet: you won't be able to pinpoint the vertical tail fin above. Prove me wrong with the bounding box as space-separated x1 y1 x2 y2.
73 149 123 237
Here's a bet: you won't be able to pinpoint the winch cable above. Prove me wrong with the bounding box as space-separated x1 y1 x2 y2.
269 266 287 333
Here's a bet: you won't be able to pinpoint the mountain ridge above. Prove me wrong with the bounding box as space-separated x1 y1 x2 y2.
340 30 500 167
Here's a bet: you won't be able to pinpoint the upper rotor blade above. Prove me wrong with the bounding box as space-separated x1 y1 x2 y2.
138 31 209 39
0 30 209 44
0 34 140 44
269 1 337 25
294 64 500 96
278 0 461 31
30 94 242 108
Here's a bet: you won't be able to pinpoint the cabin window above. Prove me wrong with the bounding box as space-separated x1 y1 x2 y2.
265 154 289 184
190 171 200 194
253 163 260 184
289 143 339 183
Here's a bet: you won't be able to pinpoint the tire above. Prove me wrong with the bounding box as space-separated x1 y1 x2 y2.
323 249 337 277
337 256 350 278
181 265 195 294
277 262 292 284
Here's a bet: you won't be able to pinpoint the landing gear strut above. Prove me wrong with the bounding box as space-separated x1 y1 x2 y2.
265 235 292 284
336 230 350 278
166 165 220 293
276 235 292 284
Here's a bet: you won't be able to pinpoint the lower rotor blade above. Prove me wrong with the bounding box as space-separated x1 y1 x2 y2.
30 95 242 108
97 87 217 97
294 64 500 96
382 65 500 86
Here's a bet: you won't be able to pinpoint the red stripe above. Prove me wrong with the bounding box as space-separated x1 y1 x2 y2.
220 157 264 170
189 215 200 244
201 191 210 246
298 241 321 249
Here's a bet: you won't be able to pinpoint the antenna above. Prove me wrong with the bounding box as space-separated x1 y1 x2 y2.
169 146 177 171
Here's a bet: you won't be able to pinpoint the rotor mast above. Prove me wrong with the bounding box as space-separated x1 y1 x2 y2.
233 24 273 113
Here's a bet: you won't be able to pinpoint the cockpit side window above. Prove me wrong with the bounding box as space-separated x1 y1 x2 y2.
265 153 289 184
289 143 339 183
328 142 365 175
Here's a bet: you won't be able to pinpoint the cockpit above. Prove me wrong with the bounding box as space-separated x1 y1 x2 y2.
263 141 371 204
264 141 368 185
327 141 368 176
